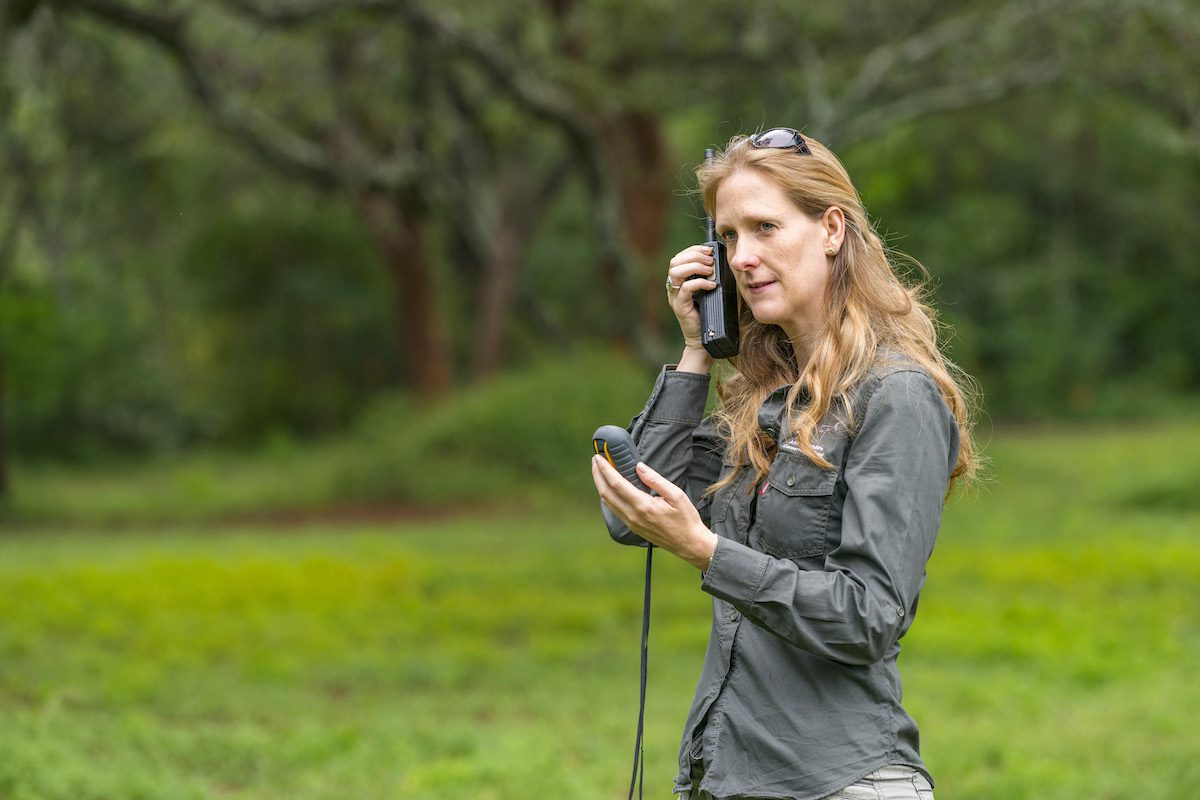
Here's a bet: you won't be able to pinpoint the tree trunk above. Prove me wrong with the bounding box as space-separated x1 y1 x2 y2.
606 110 673 352
471 224 521 381
358 192 453 398
466 158 574 382
620 111 671 340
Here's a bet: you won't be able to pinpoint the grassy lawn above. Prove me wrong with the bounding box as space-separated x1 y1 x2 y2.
1 419 1199 799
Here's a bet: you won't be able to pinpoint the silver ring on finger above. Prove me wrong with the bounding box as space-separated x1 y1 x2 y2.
666 277 681 292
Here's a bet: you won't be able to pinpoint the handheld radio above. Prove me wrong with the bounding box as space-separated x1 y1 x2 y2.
693 147 740 358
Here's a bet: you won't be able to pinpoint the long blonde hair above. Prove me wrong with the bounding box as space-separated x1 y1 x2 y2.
700 133 981 493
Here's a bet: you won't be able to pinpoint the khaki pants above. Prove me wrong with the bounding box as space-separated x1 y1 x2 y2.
679 765 935 800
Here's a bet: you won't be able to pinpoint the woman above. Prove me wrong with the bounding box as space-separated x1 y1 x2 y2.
591 128 980 800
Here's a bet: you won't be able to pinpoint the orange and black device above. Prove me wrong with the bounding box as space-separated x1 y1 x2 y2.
592 425 650 493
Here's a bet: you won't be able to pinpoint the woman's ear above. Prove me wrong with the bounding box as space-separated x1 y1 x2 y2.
821 206 846 253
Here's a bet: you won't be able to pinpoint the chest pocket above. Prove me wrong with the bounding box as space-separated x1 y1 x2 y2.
751 453 838 560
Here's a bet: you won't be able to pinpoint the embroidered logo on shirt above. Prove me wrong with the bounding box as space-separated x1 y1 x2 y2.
781 422 844 456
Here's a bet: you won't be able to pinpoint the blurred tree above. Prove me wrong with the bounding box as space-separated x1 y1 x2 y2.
180 197 400 439
0 152 14 499
1125 0 1200 155
44 0 447 396
51 0 1101 376
0 0 42 495
0 0 1194 476
1 8 236 459
47 0 637 393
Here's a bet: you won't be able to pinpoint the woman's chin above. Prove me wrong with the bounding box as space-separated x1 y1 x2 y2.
746 303 787 328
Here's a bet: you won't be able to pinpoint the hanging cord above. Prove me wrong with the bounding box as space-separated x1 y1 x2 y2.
627 544 653 800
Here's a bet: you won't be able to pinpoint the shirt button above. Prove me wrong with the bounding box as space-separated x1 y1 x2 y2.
896 606 906 618
786 476 796 487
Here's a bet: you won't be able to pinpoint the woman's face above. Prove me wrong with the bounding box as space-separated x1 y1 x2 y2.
714 169 837 347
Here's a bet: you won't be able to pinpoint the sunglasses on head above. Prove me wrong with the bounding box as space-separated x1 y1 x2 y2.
747 127 812 155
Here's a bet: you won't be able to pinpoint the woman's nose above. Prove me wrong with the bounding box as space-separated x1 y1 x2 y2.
729 242 758 271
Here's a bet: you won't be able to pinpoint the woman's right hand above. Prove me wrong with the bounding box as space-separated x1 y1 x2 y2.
667 244 718 351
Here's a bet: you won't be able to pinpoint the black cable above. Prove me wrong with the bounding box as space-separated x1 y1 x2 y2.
627 544 653 800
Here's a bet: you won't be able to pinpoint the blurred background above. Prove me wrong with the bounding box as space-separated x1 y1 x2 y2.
0 0 1197 798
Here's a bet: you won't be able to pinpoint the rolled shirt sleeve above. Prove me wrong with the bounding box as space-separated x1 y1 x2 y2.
700 368 960 665
601 366 723 544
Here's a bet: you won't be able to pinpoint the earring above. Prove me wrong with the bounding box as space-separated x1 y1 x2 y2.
825 246 836 256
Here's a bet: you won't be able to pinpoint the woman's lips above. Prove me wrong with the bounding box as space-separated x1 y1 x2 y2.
746 279 776 293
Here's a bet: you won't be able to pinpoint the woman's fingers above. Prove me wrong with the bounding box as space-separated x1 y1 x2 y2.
594 455 683 517
635 461 686 506
666 243 722 349
592 455 666 534
592 455 645 515
672 278 717 305
667 245 715 288
593 456 709 562
668 244 714 267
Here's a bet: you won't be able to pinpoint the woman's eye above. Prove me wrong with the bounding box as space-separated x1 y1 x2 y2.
758 222 776 232
720 230 737 242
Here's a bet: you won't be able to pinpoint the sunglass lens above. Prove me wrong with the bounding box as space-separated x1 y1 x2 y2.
747 128 812 154
754 129 800 148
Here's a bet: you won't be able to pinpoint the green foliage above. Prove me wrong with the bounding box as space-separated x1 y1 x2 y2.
2 0 1199 469
343 347 656 502
180 196 398 440
1 19 402 455
3 348 656 523
1 256 196 458
844 92 1200 418
2 421 1199 798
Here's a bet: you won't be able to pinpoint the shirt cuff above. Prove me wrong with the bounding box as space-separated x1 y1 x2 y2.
700 535 771 604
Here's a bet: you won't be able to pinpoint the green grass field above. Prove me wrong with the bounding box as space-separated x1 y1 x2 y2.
2 419 1199 799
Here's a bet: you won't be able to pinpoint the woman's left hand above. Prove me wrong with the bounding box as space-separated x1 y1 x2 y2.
591 455 718 571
